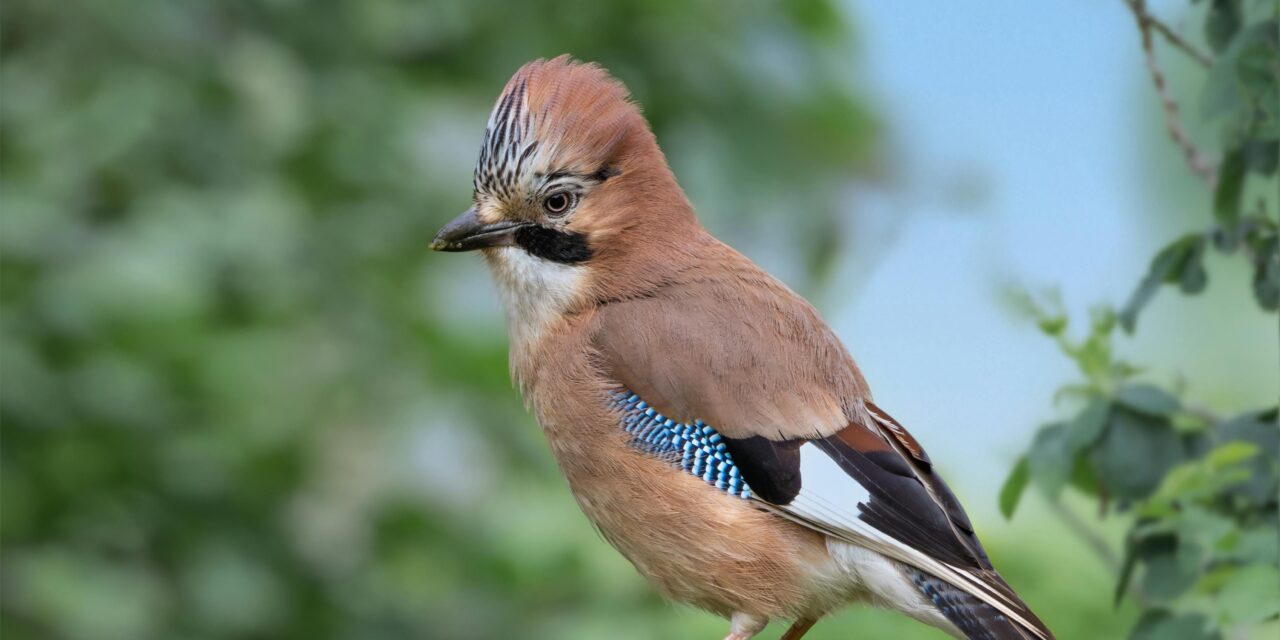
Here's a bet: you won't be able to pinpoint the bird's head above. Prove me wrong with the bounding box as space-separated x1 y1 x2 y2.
432 56 700 326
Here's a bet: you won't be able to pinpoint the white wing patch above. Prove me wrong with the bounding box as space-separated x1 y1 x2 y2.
786 442 869 533
759 443 1048 640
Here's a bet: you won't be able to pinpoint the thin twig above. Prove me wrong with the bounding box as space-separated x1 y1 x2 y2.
1047 501 1119 569
1123 0 1218 186
1146 14 1213 68
1046 500 1149 607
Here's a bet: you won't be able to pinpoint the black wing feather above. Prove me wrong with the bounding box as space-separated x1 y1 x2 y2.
722 405 1055 640
814 436 986 570
911 569 1036 640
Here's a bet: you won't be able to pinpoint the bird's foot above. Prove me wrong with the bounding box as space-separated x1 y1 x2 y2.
722 612 768 640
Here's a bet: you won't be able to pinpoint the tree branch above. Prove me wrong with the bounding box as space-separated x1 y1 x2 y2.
1146 13 1212 68
1046 499 1150 608
1123 0 1218 186
1049 499 1120 569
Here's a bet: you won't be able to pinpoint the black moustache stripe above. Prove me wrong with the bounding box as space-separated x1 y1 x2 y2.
514 226 593 264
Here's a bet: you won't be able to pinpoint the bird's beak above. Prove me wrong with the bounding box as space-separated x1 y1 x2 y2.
430 207 527 252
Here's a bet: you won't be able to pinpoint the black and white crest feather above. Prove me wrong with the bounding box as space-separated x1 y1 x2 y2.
474 76 539 199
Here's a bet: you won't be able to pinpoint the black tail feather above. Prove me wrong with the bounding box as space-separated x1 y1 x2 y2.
909 569 1048 640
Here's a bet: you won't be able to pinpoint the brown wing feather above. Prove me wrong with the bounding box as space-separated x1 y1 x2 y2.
592 239 869 441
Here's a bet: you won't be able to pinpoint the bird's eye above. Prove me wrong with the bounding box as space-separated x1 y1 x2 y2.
543 191 574 216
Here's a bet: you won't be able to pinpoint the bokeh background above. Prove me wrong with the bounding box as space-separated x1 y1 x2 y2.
1 1 1275 639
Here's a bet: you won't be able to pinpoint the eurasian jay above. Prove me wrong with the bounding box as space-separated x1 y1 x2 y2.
431 56 1054 640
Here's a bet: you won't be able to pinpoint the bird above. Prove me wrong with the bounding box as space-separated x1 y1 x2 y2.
431 56 1054 640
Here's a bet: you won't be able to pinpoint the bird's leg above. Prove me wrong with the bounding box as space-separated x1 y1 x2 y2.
722 612 768 640
779 619 817 640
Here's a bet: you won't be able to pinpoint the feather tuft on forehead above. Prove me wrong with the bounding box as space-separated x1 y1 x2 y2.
473 56 648 198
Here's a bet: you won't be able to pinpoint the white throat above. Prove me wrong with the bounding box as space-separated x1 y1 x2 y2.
485 246 587 352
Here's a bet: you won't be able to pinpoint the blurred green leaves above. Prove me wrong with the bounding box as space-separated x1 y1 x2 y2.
1121 4 1279 327
1005 281 1278 635
1120 232 1212 331
1204 0 1242 55
1202 17 1280 147
998 456 1030 519
0 1 888 639
1130 610 1218 640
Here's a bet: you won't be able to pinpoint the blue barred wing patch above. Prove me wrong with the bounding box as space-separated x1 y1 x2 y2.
611 391 751 499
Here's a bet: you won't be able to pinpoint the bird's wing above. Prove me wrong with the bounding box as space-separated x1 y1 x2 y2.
755 406 1052 640
592 275 868 442
593 276 1052 640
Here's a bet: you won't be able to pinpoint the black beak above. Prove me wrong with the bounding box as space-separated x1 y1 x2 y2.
430 207 527 252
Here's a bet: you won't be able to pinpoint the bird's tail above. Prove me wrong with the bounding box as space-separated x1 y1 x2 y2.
909 569 1054 640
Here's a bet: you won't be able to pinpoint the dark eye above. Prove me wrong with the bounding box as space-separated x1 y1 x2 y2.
543 191 574 216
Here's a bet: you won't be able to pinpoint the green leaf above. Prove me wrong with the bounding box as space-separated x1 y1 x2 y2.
1118 531 1184 606
1196 563 1239 593
1036 314 1067 336
1203 52 1242 123
1089 408 1187 501
1028 422 1074 499
780 0 847 44
1175 505 1237 554
1075 333 1115 387
1110 359 1144 381
1068 455 1101 496
1129 610 1218 640
1243 139 1278 175
1220 526 1280 565
1179 236 1208 294
1234 20 1280 139
1090 304 1116 334
1204 0 1242 55
1053 383 1096 405
1115 533 1140 606
1251 233 1280 310
1205 441 1259 468
999 456 1030 519
1176 538 1204 575
1064 397 1110 451
1115 384 1180 417
1213 150 1245 227
1142 462 1207 511
1119 235 1202 332
1217 563 1280 623
1141 546 1200 601
1202 19 1280 145
1171 411 1212 433
1173 413 1213 434
1218 409 1280 505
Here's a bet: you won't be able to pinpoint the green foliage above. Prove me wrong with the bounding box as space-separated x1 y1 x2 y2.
1004 292 1279 637
999 456 1030 519
1003 6 1280 638
0 1 886 639
1130 610 1217 640
1204 0 1243 55
1124 4 1280 326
